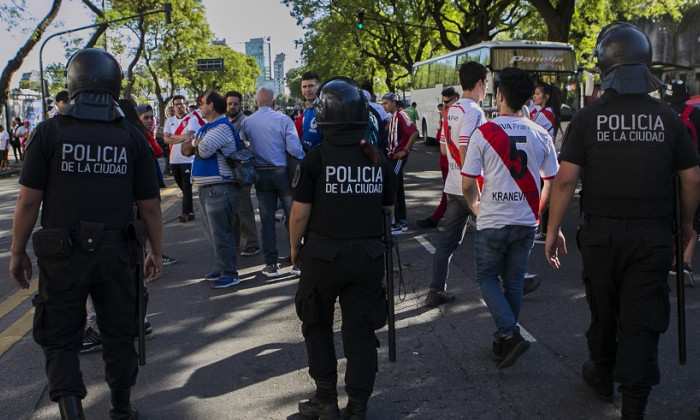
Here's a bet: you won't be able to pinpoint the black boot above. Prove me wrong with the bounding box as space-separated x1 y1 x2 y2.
110 388 139 420
342 399 367 420
58 396 85 420
621 394 647 420
298 380 340 420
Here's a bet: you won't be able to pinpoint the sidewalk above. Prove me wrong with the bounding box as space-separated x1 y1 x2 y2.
0 159 22 179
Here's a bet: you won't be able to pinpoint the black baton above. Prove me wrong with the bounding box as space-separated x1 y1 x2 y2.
674 175 686 365
131 206 147 366
383 209 396 362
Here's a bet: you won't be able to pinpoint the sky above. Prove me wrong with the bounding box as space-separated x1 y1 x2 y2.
0 0 306 89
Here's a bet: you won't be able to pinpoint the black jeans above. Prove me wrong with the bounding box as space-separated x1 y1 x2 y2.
295 238 386 402
577 218 673 399
32 239 139 401
171 163 193 214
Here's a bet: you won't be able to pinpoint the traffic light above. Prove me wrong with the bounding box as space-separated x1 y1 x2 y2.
356 9 364 29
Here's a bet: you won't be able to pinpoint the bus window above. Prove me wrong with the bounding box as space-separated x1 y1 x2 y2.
442 56 458 86
427 62 437 89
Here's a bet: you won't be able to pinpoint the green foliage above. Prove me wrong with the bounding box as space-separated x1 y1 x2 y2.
0 0 27 31
44 63 66 95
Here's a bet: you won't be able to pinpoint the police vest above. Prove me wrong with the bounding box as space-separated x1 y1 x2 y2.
42 116 148 229
580 95 679 219
307 143 384 239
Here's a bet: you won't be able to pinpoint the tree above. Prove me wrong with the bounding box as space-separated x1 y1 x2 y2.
526 0 575 42
0 0 63 112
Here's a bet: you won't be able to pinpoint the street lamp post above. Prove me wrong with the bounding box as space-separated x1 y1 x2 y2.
39 3 172 120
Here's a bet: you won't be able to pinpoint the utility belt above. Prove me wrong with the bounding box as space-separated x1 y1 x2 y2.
583 214 671 225
32 220 147 260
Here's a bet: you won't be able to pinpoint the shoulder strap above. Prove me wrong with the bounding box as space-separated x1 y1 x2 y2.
682 105 694 120
198 117 243 151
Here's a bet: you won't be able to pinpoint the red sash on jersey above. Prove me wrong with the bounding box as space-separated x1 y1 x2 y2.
681 105 698 148
444 106 463 168
480 121 540 220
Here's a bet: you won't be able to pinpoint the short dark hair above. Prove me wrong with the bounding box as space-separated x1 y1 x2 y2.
411 102 417 107
204 90 226 114
441 86 458 100
55 90 69 103
172 94 186 102
301 71 319 82
497 68 535 111
225 90 243 102
459 61 487 91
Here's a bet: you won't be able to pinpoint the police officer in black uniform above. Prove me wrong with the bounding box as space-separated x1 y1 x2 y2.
545 23 700 419
9 48 163 420
290 77 396 420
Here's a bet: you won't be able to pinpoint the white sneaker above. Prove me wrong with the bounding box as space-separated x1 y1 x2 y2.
290 266 301 276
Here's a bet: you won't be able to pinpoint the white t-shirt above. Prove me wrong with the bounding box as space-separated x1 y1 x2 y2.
164 112 204 164
440 98 486 195
0 130 8 149
461 115 559 230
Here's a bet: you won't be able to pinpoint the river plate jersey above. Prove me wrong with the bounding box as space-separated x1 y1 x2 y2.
440 98 486 195
461 115 559 230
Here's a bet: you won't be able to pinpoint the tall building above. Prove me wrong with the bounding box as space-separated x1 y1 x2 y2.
245 37 272 89
274 53 286 96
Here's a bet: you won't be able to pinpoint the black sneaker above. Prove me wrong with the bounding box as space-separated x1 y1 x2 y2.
416 217 438 228
298 397 340 420
523 274 541 295
81 325 103 354
582 360 614 402
162 255 178 266
342 399 367 420
424 290 455 308
491 341 503 362
262 264 280 278
241 247 260 256
496 331 530 369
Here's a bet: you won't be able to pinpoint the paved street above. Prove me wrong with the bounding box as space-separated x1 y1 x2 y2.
0 142 699 419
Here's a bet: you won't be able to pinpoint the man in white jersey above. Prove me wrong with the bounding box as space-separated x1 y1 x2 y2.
164 95 206 223
462 68 559 369
424 61 488 307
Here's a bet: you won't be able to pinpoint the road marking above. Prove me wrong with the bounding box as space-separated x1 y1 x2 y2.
478 299 537 342
414 235 436 254
0 280 37 319
0 308 34 357
0 186 181 357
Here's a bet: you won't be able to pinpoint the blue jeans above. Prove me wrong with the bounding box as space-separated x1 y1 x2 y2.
474 225 536 339
429 194 472 291
199 183 242 278
255 168 293 265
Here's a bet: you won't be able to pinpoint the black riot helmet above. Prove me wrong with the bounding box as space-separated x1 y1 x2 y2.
592 22 663 94
316 76 369 145
66 48 122 100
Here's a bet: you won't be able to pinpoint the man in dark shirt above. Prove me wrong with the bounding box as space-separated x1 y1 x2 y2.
9 48 163 420
545 23 700 419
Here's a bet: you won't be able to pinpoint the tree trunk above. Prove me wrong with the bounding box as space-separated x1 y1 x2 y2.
528 0 575 42
0 0 63 112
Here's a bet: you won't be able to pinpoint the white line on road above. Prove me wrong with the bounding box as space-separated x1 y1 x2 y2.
414 235 436 254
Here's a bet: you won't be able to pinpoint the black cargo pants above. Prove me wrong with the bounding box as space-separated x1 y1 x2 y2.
295 238 386 403
577 218 673 399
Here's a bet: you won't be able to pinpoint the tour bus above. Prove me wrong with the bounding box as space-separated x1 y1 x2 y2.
411 40 579 146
